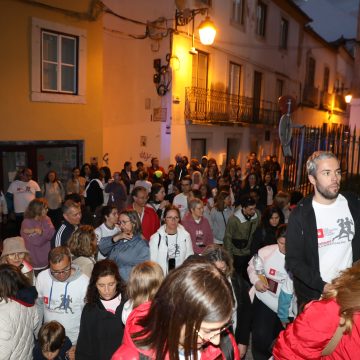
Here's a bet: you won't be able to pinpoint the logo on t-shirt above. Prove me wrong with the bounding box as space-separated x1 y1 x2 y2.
43 296 48 304
317 229 324 238
269 268 276 276
332 217 354 242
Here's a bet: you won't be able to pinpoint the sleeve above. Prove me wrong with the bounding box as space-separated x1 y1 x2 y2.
247 254 258 286
149 233 160 262
42 216 56 241
273 300 339 359
286 210 325 294
250 227 263 257
185 231 194 258
203 218 214 246
5 192 14 213
98 236 115 256
0 194 8 215
0 313 13 359
75 306 96 360
277 290 293 323
223 216 235 255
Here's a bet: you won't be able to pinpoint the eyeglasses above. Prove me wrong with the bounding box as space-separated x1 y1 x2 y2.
7 252 26 260
50 266 71 276
165 216 180 221
195 321 233 343
119 220 131 225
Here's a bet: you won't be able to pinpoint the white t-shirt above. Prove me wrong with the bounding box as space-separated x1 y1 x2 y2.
7 179 41 213
167 233 179 259
95 223 120 261
100 294 121 314
313 194 353 283
173 193 188 219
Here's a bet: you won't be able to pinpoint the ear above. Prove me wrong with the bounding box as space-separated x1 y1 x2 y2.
308 174 316 186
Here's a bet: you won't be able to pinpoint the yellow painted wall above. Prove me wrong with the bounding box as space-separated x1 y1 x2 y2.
0 0 103 163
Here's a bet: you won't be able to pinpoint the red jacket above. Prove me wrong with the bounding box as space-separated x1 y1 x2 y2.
112 302 240 360
181 213 214 254
128 206 160 241
273 298 360 359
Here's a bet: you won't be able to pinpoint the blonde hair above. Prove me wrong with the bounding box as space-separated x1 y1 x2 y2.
127 261 164 308
322 261 360 333
67 225 96 257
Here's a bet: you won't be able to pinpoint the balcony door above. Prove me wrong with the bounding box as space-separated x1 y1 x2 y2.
192 51 209 118
253 71 262 122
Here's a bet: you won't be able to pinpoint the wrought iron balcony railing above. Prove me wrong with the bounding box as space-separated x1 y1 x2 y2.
302 85 319 107
184 87 280 126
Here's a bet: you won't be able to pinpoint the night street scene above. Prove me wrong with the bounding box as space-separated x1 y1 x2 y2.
1 0 360 359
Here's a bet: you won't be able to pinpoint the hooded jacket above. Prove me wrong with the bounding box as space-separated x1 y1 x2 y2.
0 286 39 360
36 264 89 344
149 224 194 275
111 302 240 360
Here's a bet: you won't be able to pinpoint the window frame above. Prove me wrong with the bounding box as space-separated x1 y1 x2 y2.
279 17 289 50
231 0 245 27
31 17 87 104
256 1 267 38
229 62 242 97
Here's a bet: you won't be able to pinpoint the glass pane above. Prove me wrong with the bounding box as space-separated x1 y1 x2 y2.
61 37 76 65
43 33 58 62
61 65 75 93
43 62 57 91
2 152 28 191
37 147 77 184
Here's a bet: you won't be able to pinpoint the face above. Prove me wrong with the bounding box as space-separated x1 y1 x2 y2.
168 171 175 180
42 350 60 360
200 185 207 197
73 168 80 177
224 196 231 207
277 236 286 254
6 252 26 267
243 205 256 217
119 214 133 235
195 319 232 348
96 275 117 300
48 172 56 182
165 210 180 231
152 158 159 168
229 168 235 178
41 205 49 217
191 203 204 219
193 173 201 183
84 165 91 175
155 187 166 202
22 169 33 181
214 260 228 275
269 212 281 227
114 173 120 181
309 157 341 201
64 206 82 225
106 208 119 225
50 257 72 282
264 174 271 183
248 175 256 186
133 190 148 207
181 180 191 194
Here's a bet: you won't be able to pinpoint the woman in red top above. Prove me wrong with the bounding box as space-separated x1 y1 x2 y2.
112 258 240 360
273 261 360 359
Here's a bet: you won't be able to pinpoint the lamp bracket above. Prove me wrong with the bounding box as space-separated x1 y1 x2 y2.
175 7 208 27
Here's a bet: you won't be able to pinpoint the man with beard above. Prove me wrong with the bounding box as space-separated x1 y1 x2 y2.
286 151 360 309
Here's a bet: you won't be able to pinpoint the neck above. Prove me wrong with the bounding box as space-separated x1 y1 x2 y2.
133 203 143 213
166 227 177 235
105 221 115 229
313 193 338 205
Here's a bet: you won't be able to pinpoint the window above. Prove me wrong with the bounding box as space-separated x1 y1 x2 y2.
256 1 267 37
276 79 284 100
323 67 330 92
280 18 288 49
31 17 87 103
192 51 209 89
191 139 207 161
306 57 316 87
42 31 78 93
231 0 245 26
229 62 241 96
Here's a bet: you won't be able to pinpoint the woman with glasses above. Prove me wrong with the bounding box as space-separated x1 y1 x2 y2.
147 183 169 222
0 236 35 283
149 205 194 275
76 259 127 360
99 209 149 282
112 258 240 360
20 198 55 274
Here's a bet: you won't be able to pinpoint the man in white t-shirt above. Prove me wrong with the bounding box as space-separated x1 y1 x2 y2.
6 168 42 233
286 151 360 308
173 175 193 219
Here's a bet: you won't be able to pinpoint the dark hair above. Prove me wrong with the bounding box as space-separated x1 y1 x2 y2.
48 246 71 265
239 194 256 208
163 205 180 220
89 165 101 180
44 170 60 184
100 166 111 182
202 244 234 277
24 198 48 219
64 193 82 204
131 186 147 198
80 163 91 177
124 161 131 168
133 258 234 360
181 175 192 185
136 161 144 167
261 205 284 228
290 190 304 206
215 191 230 212
149 183 164 203
151 157 158 165
101 205 118 222
0 264 31 302
38 321 65 353
276 224 287 239
85 259 126 304
62 200 80 215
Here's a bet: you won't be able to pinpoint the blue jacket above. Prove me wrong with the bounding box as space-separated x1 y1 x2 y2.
99 234 149 281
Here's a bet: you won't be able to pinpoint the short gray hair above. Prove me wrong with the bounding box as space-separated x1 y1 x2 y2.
306 151 339 177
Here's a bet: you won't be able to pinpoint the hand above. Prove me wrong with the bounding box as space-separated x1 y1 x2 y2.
113 232 133 242
238 344 247 359
281 322 288 328
159 200 170 209
66 345 76 360
255 280 269 292
34 227 43 235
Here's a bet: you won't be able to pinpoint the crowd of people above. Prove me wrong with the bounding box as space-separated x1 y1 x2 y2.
0 150 359 359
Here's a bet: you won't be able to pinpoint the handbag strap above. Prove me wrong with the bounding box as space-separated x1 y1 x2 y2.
321 317 346 356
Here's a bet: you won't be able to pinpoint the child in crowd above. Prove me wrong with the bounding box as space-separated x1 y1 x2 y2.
122 261 164 324
33 321 72 360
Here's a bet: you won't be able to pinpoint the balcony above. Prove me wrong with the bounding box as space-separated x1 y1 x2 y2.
302 85 319 107
319 91 333 111
333 93 347 112
184 87 280 126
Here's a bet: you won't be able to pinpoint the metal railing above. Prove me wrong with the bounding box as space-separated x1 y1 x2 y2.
184 86 280 125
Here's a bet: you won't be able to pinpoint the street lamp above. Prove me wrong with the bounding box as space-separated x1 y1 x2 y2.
175 8 217 46
345 93 352 104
